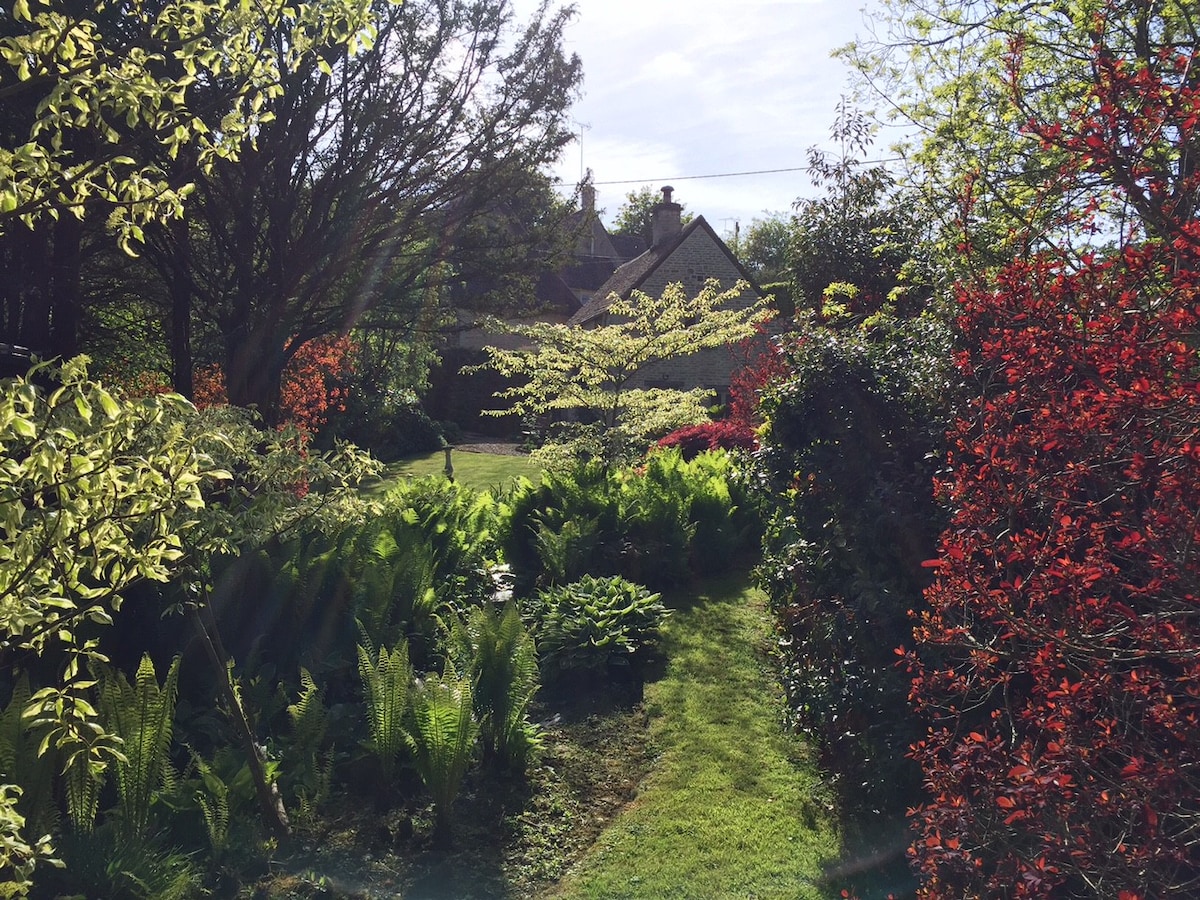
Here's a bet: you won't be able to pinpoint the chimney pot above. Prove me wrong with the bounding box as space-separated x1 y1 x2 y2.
651 185 682 246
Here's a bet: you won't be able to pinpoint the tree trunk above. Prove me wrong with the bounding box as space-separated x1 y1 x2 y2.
47 214 83 359
188 597 291 840
169 218 194 398
225 325 286 425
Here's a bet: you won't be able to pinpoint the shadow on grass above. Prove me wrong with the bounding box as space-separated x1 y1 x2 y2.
821 811 917 900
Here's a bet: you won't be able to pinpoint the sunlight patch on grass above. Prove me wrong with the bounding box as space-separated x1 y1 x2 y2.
366 449 541 495
544 575 839 899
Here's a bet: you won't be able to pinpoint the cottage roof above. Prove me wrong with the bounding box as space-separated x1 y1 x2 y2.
534 270 585 315
568 215 762 326
609 232 647 259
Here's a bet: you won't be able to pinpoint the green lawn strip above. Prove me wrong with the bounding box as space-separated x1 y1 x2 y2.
366 449 541 494
545 574 839 900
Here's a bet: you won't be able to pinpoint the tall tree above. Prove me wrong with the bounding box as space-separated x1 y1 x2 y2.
0 0 374 359
609 185 692 247
790 99 934 318
142 0 582 422
843 0 1200 278
737 214 792 285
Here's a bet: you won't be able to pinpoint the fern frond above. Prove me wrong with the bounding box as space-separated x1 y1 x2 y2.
190 750 230 857
0 675 31 775
287 668 327 755
0 675 58 839
64 756 105 834
356 641 412 779
97 654 180 840
405 671 477 838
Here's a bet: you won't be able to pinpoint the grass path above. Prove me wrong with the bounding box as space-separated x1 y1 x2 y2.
543 574 840 900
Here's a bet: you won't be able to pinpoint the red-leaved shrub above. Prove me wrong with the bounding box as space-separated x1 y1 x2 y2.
193 335 355 433
908 243 1200 897
655 419 757 459
908 9 1200 896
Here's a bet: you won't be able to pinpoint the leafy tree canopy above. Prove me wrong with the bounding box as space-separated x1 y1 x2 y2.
843 0 1200 274
470 280 770 466
0 0 377 249
136 0 583 421
737 214 792 285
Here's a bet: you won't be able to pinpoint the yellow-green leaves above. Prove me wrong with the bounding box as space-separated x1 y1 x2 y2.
469 279 771 464
0 0 378 247
0 359 218 653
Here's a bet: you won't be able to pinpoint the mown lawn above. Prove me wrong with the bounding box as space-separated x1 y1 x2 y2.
543 575 840 900
367 448 541 494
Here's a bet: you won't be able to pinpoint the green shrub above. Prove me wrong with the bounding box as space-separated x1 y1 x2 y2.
754 313 953 815
501 450 761 592
328 395 444 462
525 575 669 676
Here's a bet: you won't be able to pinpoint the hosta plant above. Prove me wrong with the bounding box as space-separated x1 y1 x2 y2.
526 575 669 676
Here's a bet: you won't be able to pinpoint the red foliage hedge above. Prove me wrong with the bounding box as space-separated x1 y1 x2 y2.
655 419 757 459
909 13 1200 896
908 243 1200 897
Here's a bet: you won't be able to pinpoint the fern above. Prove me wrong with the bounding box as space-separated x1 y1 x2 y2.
405 671 478 846
448 603 540 771
96 655 181 840
533 513 600 586
352 526 439 660
0 676 58 841
356 639 412 779
284 668 333 827
286 668 327 755
292 750 334 830
189 752 230 858
63 757 105 836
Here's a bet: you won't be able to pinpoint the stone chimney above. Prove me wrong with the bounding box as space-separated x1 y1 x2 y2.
581 171 596 216
651 185 682 246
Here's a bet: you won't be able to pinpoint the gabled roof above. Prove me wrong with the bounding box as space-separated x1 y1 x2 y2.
535 270 586 315
609 233 647 259
564 207 622 261
568 215 763 326
562 257 620 292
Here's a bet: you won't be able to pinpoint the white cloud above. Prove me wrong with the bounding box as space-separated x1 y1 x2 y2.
509 0 885 229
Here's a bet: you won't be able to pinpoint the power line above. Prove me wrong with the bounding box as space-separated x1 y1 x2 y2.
590 158 904 187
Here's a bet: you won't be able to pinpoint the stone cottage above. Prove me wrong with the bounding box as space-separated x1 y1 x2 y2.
427 184 766 431
568 186 767 405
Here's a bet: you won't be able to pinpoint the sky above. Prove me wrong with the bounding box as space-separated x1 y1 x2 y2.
512 0 889 241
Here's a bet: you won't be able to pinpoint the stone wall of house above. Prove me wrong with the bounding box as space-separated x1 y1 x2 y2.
628 227 759 400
